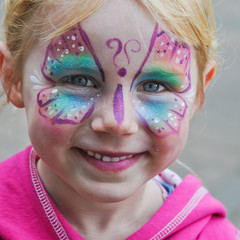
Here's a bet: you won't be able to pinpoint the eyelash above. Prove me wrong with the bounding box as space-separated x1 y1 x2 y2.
136 80 172 93
60 74 97 88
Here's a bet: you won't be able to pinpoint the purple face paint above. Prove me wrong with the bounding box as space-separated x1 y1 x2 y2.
39 25 104 125
113 84 124 126
131 23 192 138
106 38 141 77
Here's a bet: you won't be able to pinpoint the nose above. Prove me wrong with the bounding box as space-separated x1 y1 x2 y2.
91 84 138 136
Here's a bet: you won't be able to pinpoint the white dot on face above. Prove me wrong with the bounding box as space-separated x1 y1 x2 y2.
176 58 180 63
72 36 76 41
51 89 58 94
57 48 60 52
181 102 185 106
72 44 75 48
58 41 62 45
65 49 69 54
171 38 175 42
161 53 164 58
177 50 182 55
160 42 165 46
78 46 84 52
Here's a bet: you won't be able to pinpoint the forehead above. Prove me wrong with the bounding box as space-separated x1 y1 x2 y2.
43 0 191 83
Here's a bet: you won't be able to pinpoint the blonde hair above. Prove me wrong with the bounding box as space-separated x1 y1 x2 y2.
1 0 216 109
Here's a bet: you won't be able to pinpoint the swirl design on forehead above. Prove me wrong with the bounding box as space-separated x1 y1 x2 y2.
106 38 141 77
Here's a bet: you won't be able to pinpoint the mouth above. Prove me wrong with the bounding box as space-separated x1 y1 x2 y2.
75 148 143 172
84 150 135 163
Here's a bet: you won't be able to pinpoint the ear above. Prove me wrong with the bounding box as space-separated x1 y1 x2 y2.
0 41 24 108
203 60 216 90
190 60 216 119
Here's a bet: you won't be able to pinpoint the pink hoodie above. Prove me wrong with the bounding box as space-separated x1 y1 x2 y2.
0 146 238 239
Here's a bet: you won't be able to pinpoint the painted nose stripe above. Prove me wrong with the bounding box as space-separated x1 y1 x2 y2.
113 84 124 126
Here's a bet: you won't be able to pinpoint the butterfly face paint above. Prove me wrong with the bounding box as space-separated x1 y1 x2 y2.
38 24 103 124
132 26 191 138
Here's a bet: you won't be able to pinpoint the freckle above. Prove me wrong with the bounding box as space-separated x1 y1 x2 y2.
75 52 79 56
174 98 177 101
180 59 183 64
79 110 82 114
162 127 166 130
157 49 160 53
55 110 58 112
158 129 161 133
45 107 48 111
54 104 57 107
50 72 53 76
75 116 78 120
42 93 46 97
152 118 155 121
78 42 82 46
163 49 167 53
167 42 170 45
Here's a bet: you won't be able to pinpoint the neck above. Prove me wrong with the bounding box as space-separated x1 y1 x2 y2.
37 159 163 239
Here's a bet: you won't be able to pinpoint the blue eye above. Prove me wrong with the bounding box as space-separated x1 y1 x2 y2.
142 82 164 92
61 75 96 88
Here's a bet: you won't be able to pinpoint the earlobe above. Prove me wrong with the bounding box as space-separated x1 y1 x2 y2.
203 60 216 90
0 41 24 108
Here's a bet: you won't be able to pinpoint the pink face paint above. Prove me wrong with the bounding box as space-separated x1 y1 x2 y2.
39 25 104 125
131 24 191 137
106 38 141 77
152 31 191 92
113 84 124 126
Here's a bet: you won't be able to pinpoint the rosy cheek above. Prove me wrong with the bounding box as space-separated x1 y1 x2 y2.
37 86 97 125
134 93 188 138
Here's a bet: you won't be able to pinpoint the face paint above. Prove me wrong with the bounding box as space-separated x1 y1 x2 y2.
113 84 124 126
106 38 141 77
39 25 103 125
132 26 191 137
152 31 191 92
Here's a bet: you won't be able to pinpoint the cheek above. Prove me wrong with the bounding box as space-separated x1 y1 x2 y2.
134 93 187 138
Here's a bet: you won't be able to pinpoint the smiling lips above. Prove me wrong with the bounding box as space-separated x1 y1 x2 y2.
84 150 135 163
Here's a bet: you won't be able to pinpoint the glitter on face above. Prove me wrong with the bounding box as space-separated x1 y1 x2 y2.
113 84 124 126
39 25 103 124
131 26 191 137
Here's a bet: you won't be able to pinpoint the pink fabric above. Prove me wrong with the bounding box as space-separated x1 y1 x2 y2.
0 146 238 239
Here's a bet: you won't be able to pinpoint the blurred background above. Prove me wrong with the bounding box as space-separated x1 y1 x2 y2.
0 0 239 227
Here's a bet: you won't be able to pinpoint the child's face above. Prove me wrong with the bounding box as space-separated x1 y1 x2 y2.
22 1 199 202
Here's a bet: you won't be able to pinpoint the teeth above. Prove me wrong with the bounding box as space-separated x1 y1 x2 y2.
86 151 134 162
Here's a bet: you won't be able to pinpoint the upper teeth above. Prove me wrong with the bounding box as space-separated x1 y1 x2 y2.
86 151 133 162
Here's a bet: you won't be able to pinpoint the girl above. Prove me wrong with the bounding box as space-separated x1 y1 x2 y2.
0 0 238 239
